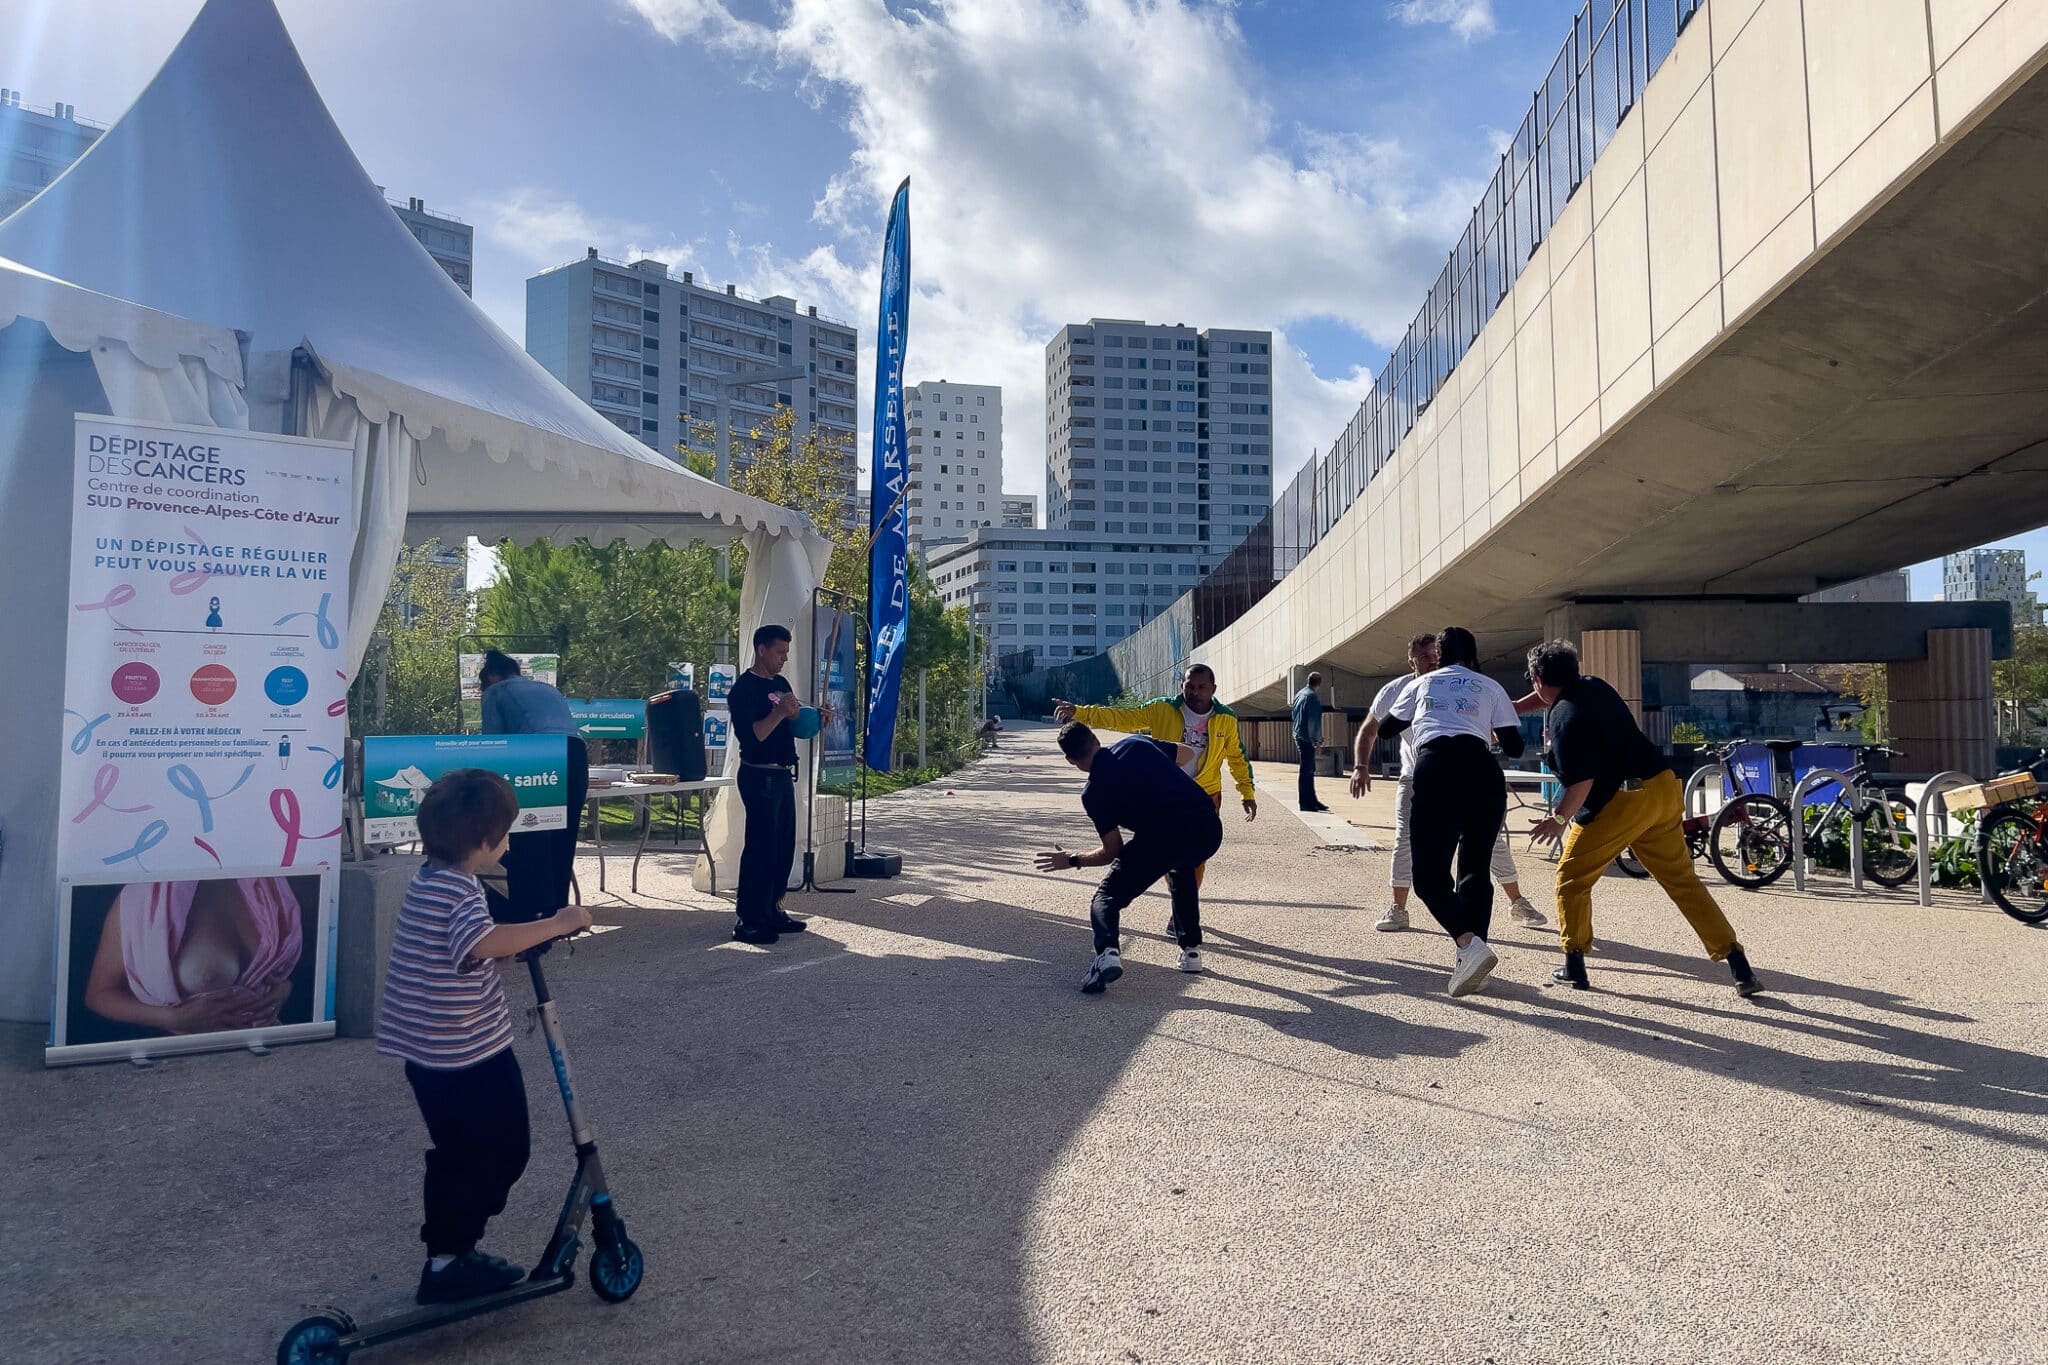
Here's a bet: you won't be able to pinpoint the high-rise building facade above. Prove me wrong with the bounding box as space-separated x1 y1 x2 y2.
0 92 100 219
389 195 474 296
1000 494 1039 529
1 92 475 295
905 380 1002 546
927 529 1213 666
1943 548 2040 623
526 251 858 487
1043 319 1273 558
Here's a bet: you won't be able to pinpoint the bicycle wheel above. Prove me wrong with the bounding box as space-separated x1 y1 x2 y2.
1613 849 1649 878
1980 807 2048 925
1708 793 1793 888
1862 795 1920 887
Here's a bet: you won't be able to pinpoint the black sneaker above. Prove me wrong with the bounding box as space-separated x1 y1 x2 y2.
1080 948 1123 994
417 1249 526 1305
772 914 809 934
733 923 781 945
1727 948 1764 997
1551 951 1590 990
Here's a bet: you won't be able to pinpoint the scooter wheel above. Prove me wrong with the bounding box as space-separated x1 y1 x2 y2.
590 1237 645 1303
277 1310 354 1365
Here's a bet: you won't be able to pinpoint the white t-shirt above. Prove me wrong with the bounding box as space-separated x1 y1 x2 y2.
1180 707 1211 776
1370 675 1420 777
1389 665 1518 749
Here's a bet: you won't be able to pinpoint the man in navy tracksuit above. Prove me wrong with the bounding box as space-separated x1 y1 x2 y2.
1035 721 1224 993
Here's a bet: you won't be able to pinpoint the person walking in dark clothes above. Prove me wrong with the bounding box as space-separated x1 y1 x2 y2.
476 651 587 925
1035 722 1224 993
725 624 830 945
1377 627 1525 997
1292 671 1331 812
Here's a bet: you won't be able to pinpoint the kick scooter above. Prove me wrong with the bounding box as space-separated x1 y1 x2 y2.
276 939 643 1363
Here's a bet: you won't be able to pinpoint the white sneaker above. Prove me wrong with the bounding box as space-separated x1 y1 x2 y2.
1081 948 1123 994
1375 905 1410 932
1448 938 1499 997
1179 948 1204 973
1507 896 1547 929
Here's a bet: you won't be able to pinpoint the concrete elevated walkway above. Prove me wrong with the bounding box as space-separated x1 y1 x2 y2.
1152 2 2048 762
5 723 2046 1363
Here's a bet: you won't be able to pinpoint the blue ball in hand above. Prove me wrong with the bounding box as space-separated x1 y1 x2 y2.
792 706 823 740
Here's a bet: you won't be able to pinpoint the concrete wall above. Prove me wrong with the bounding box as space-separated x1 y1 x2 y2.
1150 0 2048 715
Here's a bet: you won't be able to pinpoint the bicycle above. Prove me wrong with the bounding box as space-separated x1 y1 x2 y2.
1613 741 1795 889
1711 745 1916 889
1974 750 2048 924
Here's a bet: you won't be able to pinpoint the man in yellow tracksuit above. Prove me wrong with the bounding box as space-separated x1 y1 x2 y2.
1054 665 1257 896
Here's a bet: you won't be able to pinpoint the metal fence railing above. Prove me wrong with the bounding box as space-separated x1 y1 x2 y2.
1171 0 1709 660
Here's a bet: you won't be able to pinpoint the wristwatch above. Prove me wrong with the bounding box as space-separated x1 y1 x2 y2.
1067 852 1079 869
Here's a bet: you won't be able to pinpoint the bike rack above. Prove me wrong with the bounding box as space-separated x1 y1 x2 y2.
1912 771 1992 909
1790 768 1861 894
1683 762 1729 821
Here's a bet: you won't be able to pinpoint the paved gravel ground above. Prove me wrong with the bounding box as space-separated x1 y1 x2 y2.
5 721 2046 1364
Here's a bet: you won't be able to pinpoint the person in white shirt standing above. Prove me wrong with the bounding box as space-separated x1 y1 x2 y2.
1352 634 1546 934
1376 627 1525 996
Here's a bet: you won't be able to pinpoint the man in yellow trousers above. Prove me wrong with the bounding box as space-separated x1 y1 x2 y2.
1055 664 1256 915
1520 640 1764 997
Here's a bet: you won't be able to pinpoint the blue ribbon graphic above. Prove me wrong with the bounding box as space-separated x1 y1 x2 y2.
165 762 256 833
101 819 168 867
273 592 341 650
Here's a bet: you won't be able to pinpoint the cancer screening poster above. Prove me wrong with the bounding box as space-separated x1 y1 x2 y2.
52 417 355 1062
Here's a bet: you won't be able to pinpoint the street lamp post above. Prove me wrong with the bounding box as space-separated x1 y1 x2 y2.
690 360 814 486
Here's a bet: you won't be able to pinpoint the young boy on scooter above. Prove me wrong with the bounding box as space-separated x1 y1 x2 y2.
376 768 592 1305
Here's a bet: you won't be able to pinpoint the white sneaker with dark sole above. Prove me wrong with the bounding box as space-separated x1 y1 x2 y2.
1081 948 1123 994
1448 938 1499 997
1179 948 1204 973
1507 897 1547 929
1375 905 1410 932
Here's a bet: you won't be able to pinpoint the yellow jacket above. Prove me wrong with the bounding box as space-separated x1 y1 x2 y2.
1072 696 1256 803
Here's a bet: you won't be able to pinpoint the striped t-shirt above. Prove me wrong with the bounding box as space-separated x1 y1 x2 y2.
377 864 513 1070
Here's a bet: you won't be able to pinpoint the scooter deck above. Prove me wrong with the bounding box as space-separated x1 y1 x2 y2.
339 1273 575 1351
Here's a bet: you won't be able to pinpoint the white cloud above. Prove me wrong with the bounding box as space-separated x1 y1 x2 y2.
603 0 1485 504
1389 1 1498 41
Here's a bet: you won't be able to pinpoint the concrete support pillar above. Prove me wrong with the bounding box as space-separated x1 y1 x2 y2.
1887 628 1995 777
1579 628 1643 724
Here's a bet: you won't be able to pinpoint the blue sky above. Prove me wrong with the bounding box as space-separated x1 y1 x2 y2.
4 0 2041 595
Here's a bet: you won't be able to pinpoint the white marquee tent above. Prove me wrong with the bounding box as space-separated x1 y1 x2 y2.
0 0 838 1022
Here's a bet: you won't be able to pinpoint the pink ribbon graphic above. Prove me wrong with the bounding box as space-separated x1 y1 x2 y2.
169 524 223 595
193 838 222 866
271 788 342 866
72 763 153 824
73 583 141 633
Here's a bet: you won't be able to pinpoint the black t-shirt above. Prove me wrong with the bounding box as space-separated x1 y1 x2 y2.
1081 736 1214 842
1547 675 1670 823
728 670 798 766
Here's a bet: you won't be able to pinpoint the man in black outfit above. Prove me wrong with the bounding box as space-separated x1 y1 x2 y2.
725 623 828 945
1035 721 1223 993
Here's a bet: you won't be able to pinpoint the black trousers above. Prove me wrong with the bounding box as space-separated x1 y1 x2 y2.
1090 811 1224 953
487 736 589 924
1408 734 1507 942
736 764 797 930
404 1048 531 1257
1297 739 1320 809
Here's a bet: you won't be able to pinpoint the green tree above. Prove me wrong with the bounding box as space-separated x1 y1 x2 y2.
351 541 471 736
477 538 737 699
730 402 862 598
1994 623 2048 743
